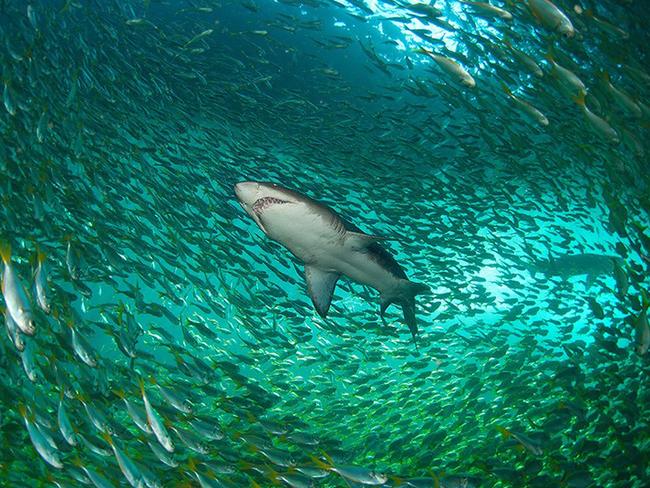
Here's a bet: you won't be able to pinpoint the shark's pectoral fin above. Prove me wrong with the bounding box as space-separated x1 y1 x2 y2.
345 231 396 251
305 266 340 318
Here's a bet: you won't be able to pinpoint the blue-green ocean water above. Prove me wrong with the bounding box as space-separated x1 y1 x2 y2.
1 0 649 487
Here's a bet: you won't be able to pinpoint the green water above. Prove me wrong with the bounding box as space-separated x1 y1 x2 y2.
0 0 649 487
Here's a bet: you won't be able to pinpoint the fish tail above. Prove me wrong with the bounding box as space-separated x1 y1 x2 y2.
572 91 586 106
309 453 332 471
321 450 335 465
389 475 404 486
265 467 281 485
428 470 443 488
17 403 27 418
400 280 429 342
402 300 419 342
496 425 512 438
0 240 10 264
100 431 113 446
237 460 254 471
414 47 433 58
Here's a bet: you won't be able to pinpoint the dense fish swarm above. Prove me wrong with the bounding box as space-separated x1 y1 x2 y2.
1 0 649 487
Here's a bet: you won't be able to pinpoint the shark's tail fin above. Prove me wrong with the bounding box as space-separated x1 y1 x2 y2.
402 281 429 342
381 281 429 346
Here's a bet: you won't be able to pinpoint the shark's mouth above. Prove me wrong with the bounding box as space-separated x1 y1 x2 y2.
252 196 290 215
248 196 290 235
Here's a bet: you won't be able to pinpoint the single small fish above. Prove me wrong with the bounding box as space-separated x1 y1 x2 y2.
114 388 152 434
503 39 544 77
461 0 512 20
633 294 649 356
496 425 543 455
36 110 48 143
3 82 16 116
78 395 112 434
572 92 619 144
140 378 175 453
612 259 629 298
147 440 179 467
586 296 604 319
546 54 586 95
416 48 476 88
311 454 388 485
33 249 51 314
19 404 63 469
501 84 549 126
71 458 113 488
69 321 97 367
1 242 35 336
170 425 209 454
600 72 642 117
189 418 224 441
3 305 25 351
101 432 143 487
57 393 77 446
65 237 81 280
155 379 192 414
528 0 574 38
183 29 213 49
21 340 39 382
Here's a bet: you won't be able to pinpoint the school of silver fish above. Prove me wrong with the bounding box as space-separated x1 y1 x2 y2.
0 0 649 487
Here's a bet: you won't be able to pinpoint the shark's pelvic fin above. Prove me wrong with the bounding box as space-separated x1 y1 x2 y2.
305 265 340 318
345 231 396 251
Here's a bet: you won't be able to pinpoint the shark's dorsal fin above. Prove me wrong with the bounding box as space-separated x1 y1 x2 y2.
345 231 395 251
304 266 340 318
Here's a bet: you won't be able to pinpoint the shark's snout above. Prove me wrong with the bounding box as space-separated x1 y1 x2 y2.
234 181 260 207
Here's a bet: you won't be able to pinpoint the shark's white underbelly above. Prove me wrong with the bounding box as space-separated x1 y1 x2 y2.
260 203 400 294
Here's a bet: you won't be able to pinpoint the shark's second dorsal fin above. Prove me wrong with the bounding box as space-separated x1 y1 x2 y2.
304 266 340 318
345 231 395 251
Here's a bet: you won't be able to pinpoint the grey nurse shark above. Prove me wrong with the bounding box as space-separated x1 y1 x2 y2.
234 181 429 342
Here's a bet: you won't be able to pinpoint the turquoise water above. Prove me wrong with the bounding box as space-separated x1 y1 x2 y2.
1 0 649 486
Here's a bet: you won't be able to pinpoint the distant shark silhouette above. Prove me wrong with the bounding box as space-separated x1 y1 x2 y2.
234 181 429 342
531 252 622 285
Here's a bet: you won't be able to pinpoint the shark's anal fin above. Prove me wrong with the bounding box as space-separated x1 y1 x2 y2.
586 273 597 288
304 266 340 318
345 231 396 252
380 297 394 324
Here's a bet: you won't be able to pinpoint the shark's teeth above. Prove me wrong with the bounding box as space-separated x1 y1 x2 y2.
252 196 290 214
